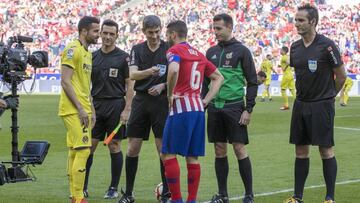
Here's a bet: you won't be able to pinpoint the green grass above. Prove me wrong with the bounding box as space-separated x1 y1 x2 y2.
0 95 359 203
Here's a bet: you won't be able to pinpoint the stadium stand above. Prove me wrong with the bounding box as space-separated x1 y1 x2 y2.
0 0 358 74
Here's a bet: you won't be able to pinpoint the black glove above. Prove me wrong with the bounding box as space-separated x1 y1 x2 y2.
4 97 18 109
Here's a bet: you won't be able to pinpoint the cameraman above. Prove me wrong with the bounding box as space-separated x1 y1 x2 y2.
0 95 18 111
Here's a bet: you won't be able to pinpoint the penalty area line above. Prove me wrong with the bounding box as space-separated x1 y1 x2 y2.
201 179 360 202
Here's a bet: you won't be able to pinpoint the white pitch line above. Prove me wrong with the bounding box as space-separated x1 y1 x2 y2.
201 179 360 203
335 127 360 131
335 115 360 118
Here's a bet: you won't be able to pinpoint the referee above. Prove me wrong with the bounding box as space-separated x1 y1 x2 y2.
284 4 346 203
118 15 170 203
205 13 258 203
83 19 134 199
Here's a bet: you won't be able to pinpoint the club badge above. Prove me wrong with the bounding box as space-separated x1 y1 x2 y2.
226 52 233 59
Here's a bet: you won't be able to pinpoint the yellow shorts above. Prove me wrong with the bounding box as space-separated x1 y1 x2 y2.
281 76 295 90
264 77 271 86
62 114 92 149
344 78 353 92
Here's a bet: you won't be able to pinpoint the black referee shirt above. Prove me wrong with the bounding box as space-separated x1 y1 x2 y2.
290 34 343 102
91 47 130 99
129 40 169 93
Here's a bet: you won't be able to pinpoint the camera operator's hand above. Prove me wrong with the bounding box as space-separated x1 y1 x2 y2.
0 99 7 109
4 97 18 109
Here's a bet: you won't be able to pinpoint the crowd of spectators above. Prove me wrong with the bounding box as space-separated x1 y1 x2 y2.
1 0 359 75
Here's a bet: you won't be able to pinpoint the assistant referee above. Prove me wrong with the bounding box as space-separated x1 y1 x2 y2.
83 19 134 199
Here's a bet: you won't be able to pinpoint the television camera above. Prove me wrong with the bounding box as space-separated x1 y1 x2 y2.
0 35 50 185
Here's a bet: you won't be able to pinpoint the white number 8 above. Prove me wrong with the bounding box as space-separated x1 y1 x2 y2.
190 61 200 90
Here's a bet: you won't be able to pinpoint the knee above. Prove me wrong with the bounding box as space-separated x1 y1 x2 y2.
108 140 121 153
295 146 310 158
233 143 247 159
319 147 334 159
186 156 198 164
214 143 227 157
127 144 140 157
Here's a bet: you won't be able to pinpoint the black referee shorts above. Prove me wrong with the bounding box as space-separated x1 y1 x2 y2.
290 98 335 146
92 98 126 141
207 101 249 144
126 93 168 140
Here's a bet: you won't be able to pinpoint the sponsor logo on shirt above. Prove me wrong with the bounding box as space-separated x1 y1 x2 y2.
109 68 118 77
327 46 338 65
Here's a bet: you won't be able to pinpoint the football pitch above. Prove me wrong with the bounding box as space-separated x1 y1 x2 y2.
0 95 359 203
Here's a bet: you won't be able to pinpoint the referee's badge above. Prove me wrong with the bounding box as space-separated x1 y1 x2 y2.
157 64 167 77
308 60 317 73
109 68 118 77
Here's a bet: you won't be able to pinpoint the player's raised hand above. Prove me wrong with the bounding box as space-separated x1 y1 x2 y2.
239 110 251 126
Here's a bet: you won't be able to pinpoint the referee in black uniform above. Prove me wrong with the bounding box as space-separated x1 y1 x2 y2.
284 4 346 203
118 15 170 203
83 19 135 199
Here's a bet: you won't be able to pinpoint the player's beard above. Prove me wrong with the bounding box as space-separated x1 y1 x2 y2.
168 38 175 47
86 35 98 45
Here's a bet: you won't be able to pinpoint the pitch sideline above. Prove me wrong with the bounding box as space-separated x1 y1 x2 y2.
201 179 360 202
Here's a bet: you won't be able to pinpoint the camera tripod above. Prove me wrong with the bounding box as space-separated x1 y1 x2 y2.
2 72 33 182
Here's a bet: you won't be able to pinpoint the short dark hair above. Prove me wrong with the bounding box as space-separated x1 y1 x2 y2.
257 71 267 78
102 19 119 33
281 46 289 53
142 15 161 30
298 3 319 27
166 20 188 39
78 16 100 34
213 13 233 28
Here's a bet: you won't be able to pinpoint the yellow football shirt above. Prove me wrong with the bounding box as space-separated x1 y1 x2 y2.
58 40 92 116
280 55 293 78
261 59 273 75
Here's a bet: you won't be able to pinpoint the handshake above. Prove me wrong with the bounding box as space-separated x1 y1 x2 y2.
0 93 19 110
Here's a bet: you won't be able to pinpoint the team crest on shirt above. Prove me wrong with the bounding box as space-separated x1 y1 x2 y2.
226 52 233 59
82 135 89 144
109 68 118 77
66 48 74 59
308 60 317 73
